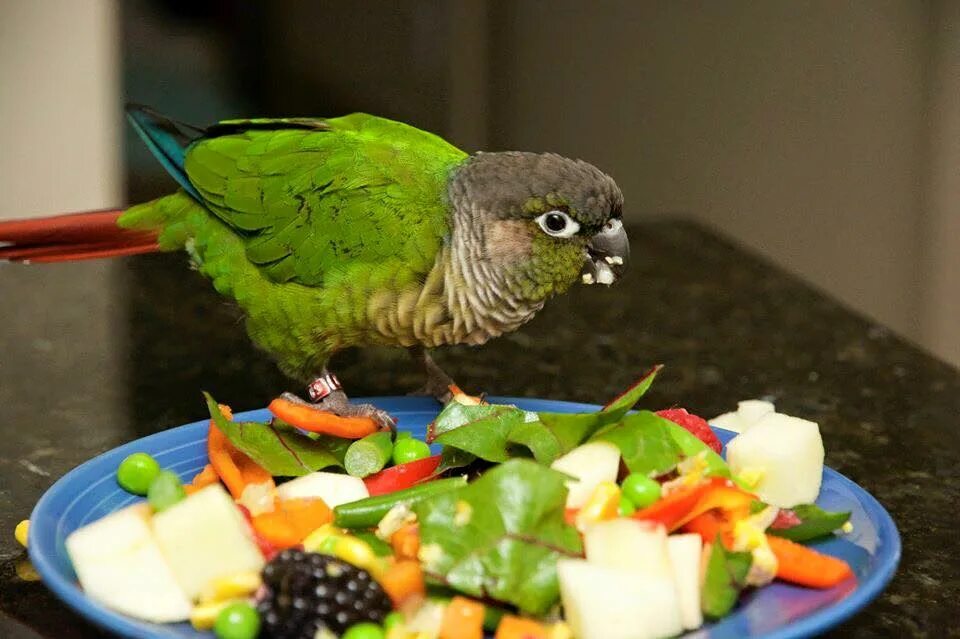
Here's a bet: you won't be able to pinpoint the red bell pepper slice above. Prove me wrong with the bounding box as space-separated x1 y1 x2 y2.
363 454 442 496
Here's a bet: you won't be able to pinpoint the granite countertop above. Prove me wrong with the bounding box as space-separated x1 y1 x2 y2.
0 220 955 637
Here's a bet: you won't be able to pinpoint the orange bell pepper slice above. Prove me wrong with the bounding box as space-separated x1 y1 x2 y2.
268 397 379 439
251 498 333 549
190 463 219 490
766 534 855 588
207 404 275 500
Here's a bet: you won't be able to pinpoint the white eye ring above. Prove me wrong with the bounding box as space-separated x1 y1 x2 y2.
535 210 580 238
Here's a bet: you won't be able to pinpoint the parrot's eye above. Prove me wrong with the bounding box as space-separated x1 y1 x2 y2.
535 210 580 239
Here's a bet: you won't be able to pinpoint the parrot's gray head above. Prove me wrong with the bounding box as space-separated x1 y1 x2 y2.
447 152 628 306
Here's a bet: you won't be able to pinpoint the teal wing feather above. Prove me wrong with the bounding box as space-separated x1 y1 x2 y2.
182 113 468 287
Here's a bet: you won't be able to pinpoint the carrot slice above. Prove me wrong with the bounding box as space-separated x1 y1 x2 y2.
494 615 548 639
207 404 275 500
251 498 333 549
379 559 425 607
766 534 855 588
440 596 485 639
390 523 420 560
268 397 379 439
190 463 219 489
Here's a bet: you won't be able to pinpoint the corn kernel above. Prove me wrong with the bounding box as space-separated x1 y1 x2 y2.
736 467 766 490
841 521 854 534
303 523 343 552
575 481 621 531
199 570 262 603
14 520 29 548
15 558 40 582
333 536 378 571
190 599 241 630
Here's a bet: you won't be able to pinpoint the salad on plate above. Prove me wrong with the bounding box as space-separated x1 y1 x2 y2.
44 366 857 639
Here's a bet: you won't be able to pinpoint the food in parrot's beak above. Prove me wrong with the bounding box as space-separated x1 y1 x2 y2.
582 217 629 285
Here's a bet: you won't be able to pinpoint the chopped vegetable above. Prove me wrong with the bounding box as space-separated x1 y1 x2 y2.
268 396 378 439
345 432 395 477
190 463 219 490
200 570 262 603
206 404 276 499
701 538 752 618
632 478 720 530
440 596 485 639
14 520 29 548
213 601 260 639
620 472 662 508
574 481 620 531
378 559 425 607
766 534 855 588
334 476 467 529
342 622 386 639
390 523 420 560
116 452 161 495
392 437 432 465
767 504 852 542
363 454 441 496
147 470 186 512
251 498 333 549
494 615 549 639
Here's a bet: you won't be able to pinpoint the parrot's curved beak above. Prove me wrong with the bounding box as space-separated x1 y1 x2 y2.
581 219 629 286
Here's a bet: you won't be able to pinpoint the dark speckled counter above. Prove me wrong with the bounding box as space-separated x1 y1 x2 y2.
1 220 956 637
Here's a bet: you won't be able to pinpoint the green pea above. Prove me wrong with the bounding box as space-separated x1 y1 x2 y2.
342 621 385 639
116 453 161 495
147 470 186 512
621 473 662 509
617 494 637 517
383 611 405 632
392 438 431 465
214 601 260 639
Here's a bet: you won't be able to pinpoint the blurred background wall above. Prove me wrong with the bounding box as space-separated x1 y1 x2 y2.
1 0 958 366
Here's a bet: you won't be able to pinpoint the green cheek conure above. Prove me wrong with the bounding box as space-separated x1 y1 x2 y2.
0 106 629 426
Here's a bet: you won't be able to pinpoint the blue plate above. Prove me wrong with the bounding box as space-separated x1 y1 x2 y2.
29 397 900 639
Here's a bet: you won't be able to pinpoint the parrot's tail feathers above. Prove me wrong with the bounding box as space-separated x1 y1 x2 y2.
0 209 160 263
125 104 204 201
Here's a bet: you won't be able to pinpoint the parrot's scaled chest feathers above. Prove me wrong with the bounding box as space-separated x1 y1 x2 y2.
119 111 627 380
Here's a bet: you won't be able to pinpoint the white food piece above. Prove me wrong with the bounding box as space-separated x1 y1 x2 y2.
583 519 673 580
558 558 684 639
152 484 265 599
66 504 192 622
737 399 775 425
406 599 447 635
709 411 745 433
276 471 369 509
667 533 703 630
550 441 621 509
726 412 824 508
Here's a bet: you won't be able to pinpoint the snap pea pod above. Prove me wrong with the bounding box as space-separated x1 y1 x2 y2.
334 476 467 529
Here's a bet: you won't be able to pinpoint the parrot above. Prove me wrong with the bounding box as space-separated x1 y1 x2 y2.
0 106 628 427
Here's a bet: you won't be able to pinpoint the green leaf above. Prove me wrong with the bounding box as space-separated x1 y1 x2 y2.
427 403 519 441
768 504 852 542
662 419 731 478
600 365 662 420
701 537 752 619
413 459 582 615
589 411 682 476
204 393 348 476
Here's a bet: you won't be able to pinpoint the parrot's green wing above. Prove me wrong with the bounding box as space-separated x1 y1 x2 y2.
182 113 468 287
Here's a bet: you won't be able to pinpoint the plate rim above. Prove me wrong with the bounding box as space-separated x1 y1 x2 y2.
29 396 901 639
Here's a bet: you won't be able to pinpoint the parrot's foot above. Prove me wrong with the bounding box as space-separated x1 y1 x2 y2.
408 347 457 404
280 389 397 432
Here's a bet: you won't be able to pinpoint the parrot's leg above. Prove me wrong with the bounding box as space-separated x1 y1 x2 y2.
280 369 396 431
408 347 458 404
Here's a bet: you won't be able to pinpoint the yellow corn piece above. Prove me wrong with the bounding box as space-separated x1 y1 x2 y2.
333 535 378 571
736 467 765 490
302 523 343 552
575 481 621 531
199 570 262 603
15 558 40 582
190 598 243 630
549 621 574 639
14 520 29 548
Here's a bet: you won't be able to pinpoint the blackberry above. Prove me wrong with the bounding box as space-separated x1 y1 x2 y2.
257 548 393 639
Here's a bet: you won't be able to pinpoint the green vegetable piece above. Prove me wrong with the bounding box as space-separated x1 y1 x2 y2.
396 431 413 440
701 537 752 619
590 411 682 476
621 473 661 508
345 432 394 477
600 365 662 421
147 470 186 512
662 419 731 479
383 611 405 632
342 622 385 639
413 459 582 616
354 531 394 557
116 452 161 495
205 393 349 476
767 504 852 542
392 438 431 465
214 601 260 639
617 494 637 517
333 477 468 529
